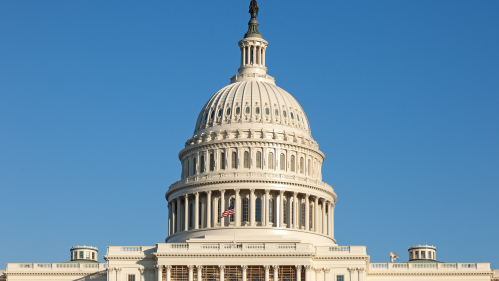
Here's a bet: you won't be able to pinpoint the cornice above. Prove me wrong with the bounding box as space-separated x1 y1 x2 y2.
313 257 369 261
368 272 492 276
166 177 336 202
104 255 155 261
154 253 315 258
180 138 323 161
4 272 106 276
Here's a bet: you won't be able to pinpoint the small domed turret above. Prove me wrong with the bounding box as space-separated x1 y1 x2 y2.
70 245 98 262
408 245 436 261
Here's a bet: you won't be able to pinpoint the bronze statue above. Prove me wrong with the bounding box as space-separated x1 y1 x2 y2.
249 0 259 18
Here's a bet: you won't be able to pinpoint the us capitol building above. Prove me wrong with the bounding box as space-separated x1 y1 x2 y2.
2 2 497 281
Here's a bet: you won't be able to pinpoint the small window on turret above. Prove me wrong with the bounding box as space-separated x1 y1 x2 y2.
79 251 83 259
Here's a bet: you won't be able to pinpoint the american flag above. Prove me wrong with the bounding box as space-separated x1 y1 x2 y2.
221 204 235 218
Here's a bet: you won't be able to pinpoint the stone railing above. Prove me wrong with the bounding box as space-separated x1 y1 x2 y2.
6 263 108 271
156 242 319 254
106 246 155 256
168 171 333 195
369 263 491 272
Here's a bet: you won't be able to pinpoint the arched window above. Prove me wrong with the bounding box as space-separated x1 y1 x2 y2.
256 151 262 169
244 151 249 168
231 152 237 169
217 200 221 223
308 159 311 175
256 198 262 222
280 153 285 170
268 152 274 169
209 154 215 171
242 198 249 222
220 152 225 170
300 157 304 174
291 155 295 172
187 160 190 177
229 198 235 222
199 200 202 226
268 199 274 224
200 155 205 173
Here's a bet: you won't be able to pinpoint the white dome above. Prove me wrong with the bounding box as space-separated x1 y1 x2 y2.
194 80 311 137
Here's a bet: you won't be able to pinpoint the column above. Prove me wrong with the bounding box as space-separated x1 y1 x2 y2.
348 268 357 281
293 192 298 229
166 266 172 281
243 46 246 66
315 269 322 281
235 189 241 226
273 266 279 281
305 266 312 281
195 192 199 229
139 268 145 281
264 190 270 226
264 265 270 281
242 265 248 281
206 191 212 228
241 47 244 66
324 268 330 281
156 266 162 281
220 190 225 227
322 200 326 235
188 265 194 281
167 203 171 236
314 197 319 232
197 266 202 281
330 203 334 238
116 268 122 281
184 195 189 231
358 268 365 281
176 198 181 233
219 266 225 281
107 268 114 281
296 266 302 281
250 189 255 226
279 191 284 227
286 193 292 228
252 45 256 65
305 195 310 231
262 47 266 66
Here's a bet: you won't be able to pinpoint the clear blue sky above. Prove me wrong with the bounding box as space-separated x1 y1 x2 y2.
1 0 498 269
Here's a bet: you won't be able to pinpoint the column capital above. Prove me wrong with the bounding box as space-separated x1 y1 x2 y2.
165 265 172 270
196 265 203 270
187 265 194 270
273 265 279 270
250 189 255 193
108 267 115 272
347 268 357 273
263 265 271 270
357 268 365 272
265 189 270 194
184 194 189 199
295 265 302 271
235 189 240 194
219 265 226 270
241 265 248 270
155 265 162 270
279 190 284 195
207 190 212 195
220 189 226 194
293 192 298 196
314 268 321 273
194 192 199 196
323 268 331 273
139 267 145 273
305 265 313 271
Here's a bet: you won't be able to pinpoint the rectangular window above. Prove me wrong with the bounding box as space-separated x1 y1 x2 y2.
290 155 295 172
244 151 249 168
283 200 287 224
301 203 305 228
278 266 296 281
193 157 197 174
202 266 219 281
337 275 344 281
128 275 136 281
243 198 249 222
268 152 274 169
231 152 237 169
247 266 264 281
220 152 225 170
200 156 205 173
171 266 188 281
415 251 419 259
269 199 274 223
91 252 95 260
256 151 262 169
79 251 83 258
256 198 262 222
421 251 426 258
209 153 215 171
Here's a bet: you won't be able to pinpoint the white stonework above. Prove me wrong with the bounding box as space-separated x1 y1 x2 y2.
2 3 497 281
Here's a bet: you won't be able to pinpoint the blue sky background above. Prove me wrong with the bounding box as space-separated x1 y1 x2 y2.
1 0 498 269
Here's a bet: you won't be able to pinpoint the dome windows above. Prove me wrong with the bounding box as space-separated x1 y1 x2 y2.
210 110 215 120
297 114 300 121
283 110 287 118
255 107 260 114
236 107 241 115
274 109 279 116
290 112 294 119
265 108 270 115
218 109 222 117
226 107 231 116
245 107 250 114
